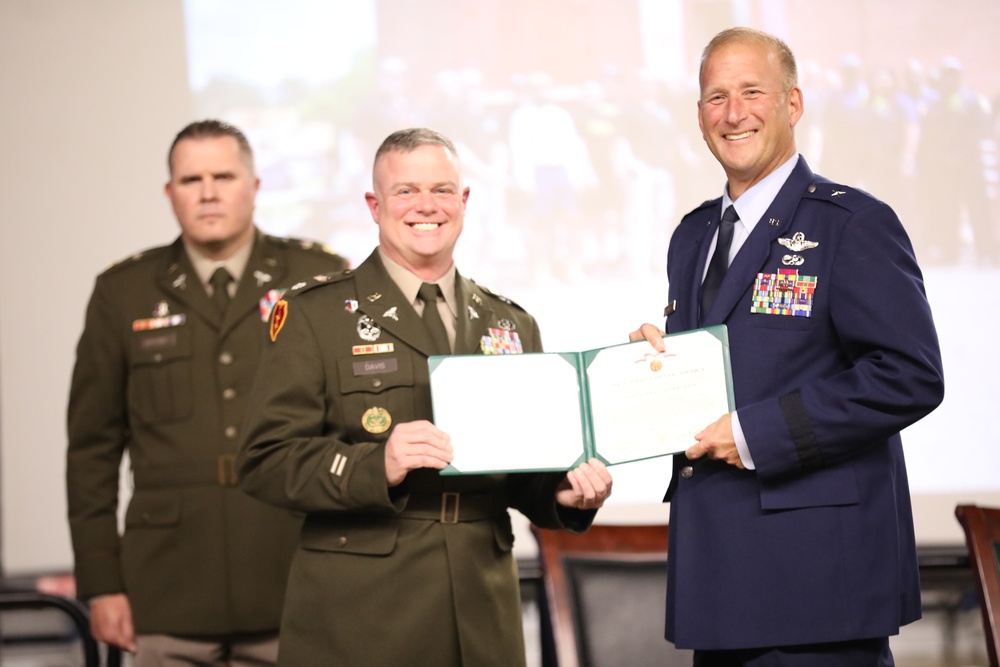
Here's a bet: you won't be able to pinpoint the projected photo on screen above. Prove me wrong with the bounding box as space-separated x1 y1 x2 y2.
182 0 1000 517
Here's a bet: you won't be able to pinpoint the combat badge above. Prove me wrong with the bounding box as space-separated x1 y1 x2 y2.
362 407 392 434
357 315 381 342
751 269 817 318
269 300 289 341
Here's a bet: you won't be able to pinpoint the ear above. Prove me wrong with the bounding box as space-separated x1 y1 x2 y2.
364 191 379 223
697 99 706 139
461 186 470 206
787 86 804 128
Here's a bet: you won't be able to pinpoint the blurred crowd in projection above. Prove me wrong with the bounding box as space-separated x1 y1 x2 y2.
196 51 999 286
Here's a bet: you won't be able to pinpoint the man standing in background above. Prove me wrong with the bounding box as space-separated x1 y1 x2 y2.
632 28 943 665
66 119 348 666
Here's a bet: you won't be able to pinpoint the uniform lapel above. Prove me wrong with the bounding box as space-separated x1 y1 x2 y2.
155 239 221 328
687 204 720 329
454 275 495 355
352 251 440 357
703 158 815 325
221 232 287 337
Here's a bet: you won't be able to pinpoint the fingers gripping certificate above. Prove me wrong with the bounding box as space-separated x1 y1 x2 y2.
428 326 734 474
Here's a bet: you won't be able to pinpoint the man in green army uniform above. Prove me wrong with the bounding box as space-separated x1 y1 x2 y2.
237 128 614 666
66 119 349 666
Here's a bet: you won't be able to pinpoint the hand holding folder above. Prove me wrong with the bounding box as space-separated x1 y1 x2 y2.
428 326 734 474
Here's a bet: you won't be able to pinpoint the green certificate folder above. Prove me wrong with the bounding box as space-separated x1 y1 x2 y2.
428 325 734 474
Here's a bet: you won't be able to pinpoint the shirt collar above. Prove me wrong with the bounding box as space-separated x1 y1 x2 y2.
377 247 458 319
185 234 255 289
723 153 799 233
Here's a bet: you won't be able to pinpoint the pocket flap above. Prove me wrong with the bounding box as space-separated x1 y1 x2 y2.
300 516 399 556
759 465 859 511
125 492 182 527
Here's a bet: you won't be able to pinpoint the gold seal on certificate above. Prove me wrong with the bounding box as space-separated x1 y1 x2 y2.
362 407 391 434
650 358 663 372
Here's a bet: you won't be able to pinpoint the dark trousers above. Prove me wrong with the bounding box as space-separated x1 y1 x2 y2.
693 637 892 667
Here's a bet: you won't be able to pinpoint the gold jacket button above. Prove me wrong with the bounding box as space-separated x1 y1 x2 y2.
219 351 234 365
338 536 348 547
680 466 694 479
224 426 238 439
222 388 236 400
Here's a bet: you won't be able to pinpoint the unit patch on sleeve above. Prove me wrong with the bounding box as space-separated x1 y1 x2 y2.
269 300 289 341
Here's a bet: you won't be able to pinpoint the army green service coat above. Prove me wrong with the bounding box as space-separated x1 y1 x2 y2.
67 231 348 635
237 250 594 666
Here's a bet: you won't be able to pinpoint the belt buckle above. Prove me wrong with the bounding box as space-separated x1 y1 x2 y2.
440 492 460 524
217 454 238 487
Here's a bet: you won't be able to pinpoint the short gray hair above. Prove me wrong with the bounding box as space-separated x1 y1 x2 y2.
373 128 459 170
700 27 798 93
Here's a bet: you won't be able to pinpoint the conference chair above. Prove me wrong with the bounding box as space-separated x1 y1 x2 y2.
0 589 122 667
531 523 692 667
955 504 1000 666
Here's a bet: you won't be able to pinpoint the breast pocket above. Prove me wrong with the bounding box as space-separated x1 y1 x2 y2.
128 326 193 424
336 354 417 440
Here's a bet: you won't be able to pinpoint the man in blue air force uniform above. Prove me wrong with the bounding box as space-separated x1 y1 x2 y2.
632 28 944 666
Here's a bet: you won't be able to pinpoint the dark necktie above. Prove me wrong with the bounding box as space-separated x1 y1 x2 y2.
210 267 233 315
700 204 738 319
418 282 451 355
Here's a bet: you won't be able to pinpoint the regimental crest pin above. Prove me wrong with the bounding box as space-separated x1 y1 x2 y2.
153 301 170 317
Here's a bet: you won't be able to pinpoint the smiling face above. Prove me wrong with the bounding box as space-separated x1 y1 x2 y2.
698 38 803 200
365 143 469 280
165 135 259 260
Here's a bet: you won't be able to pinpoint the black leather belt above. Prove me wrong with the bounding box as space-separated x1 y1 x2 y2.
401 492 508 524
132 455 239 489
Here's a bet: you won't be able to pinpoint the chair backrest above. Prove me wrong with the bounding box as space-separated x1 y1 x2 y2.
531 523 692 667
955 504 1000 666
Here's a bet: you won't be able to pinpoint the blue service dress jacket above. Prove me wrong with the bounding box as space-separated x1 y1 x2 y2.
662 157 944 650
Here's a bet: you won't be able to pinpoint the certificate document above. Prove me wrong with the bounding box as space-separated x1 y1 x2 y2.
428 325 734 474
